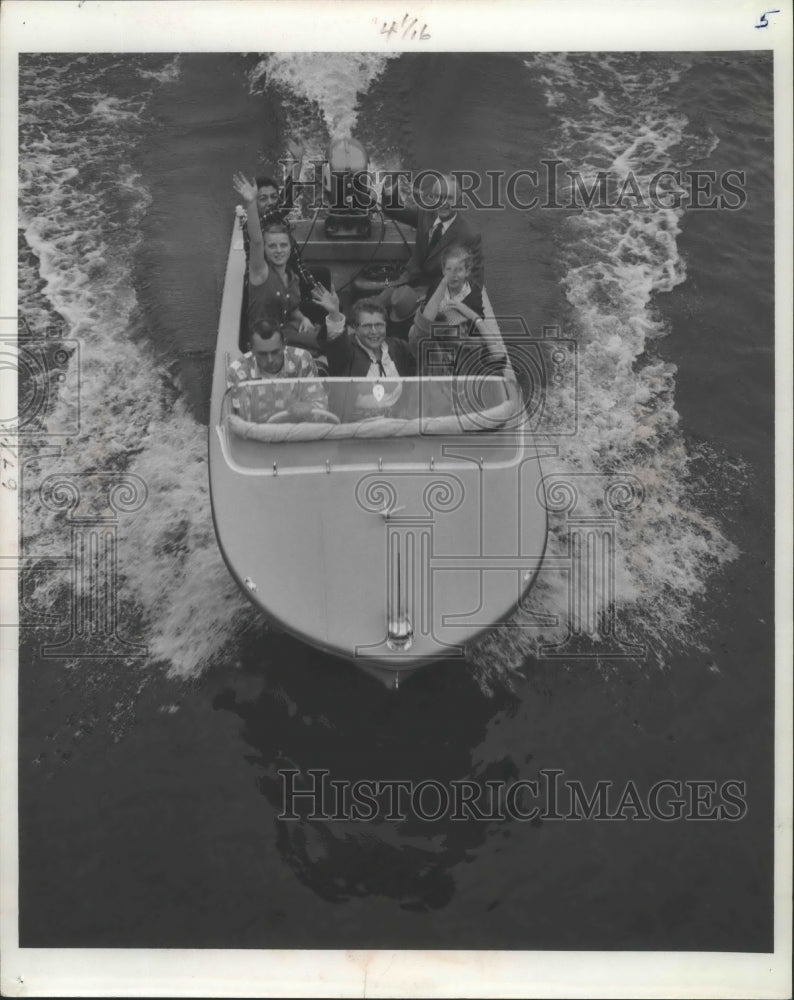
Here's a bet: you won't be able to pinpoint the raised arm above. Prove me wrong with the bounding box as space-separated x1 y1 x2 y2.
379 173 420 227
310 283 346 335
408 274 450 353
310 283 353 375
382 201 420 228
421 273 450 322
233 172 268 285
445 301 508 362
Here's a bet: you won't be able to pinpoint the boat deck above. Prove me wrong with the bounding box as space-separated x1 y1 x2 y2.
209 209 547 686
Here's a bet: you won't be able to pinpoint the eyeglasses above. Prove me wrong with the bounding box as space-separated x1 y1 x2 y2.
357 322 387 332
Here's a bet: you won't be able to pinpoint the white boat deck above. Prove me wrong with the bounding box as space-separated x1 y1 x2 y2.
209 209 547 685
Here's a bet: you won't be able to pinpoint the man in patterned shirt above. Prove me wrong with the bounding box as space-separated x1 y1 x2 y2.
227 320 328 423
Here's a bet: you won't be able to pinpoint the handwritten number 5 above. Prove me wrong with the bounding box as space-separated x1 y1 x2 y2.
755 9 779 28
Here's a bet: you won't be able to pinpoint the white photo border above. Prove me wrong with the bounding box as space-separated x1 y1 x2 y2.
1 1 791 997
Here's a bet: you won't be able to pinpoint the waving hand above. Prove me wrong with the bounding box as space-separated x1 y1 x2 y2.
233 172 258 204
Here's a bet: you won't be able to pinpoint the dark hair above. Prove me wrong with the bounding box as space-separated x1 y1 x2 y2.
249 319 284 345
350 298 387 327
255 175 280 192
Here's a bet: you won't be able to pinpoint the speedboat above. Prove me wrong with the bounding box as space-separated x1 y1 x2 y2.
209 139 548 688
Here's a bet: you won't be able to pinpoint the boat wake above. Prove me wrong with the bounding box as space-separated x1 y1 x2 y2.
17 52 740 691
18 55 248 679
249 53 400 142
468 54 739 690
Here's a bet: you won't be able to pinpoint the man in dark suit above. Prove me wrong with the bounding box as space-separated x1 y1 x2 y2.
381 173 484 292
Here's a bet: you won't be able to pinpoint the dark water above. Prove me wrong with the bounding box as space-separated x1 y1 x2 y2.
17 52 773 949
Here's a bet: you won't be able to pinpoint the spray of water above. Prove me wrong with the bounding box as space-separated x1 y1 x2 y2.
249 52 400 141
18 55 248 679
469 54 737 690
18 52 739 689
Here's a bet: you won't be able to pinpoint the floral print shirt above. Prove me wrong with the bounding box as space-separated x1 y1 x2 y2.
227 346 327 423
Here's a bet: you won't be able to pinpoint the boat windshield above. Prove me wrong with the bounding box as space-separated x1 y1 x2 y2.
221 374 521 441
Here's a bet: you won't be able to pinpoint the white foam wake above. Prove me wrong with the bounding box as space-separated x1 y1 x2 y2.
249 52 401 140
471 54 737 686
18 55 247 679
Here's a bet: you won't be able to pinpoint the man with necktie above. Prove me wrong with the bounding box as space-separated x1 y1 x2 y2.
380 172 484 298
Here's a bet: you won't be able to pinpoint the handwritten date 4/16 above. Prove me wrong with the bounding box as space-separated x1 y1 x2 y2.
377 13 430 41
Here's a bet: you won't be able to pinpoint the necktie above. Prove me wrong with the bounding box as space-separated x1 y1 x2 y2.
427 220 443 253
